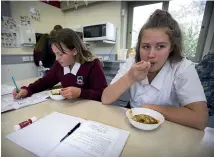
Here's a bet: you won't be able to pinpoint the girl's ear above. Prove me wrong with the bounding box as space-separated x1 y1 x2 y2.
72 48 77 56
169 45 173 54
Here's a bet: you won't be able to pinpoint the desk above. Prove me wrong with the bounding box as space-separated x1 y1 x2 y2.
1 79 214 157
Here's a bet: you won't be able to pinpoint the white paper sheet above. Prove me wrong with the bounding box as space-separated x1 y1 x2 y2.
6 112 86 157
47 121 129 157
13 91 50 109
1 84 15 95
1 94 15 112
1 91 50 112
6 112 130 157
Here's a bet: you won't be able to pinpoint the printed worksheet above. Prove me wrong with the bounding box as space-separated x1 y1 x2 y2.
1 84 15 95
47 121 125 157
1 91 50 112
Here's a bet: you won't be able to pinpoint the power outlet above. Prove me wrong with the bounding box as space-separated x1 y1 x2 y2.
30 56 34 61
103 56 109 60
22 56 30 62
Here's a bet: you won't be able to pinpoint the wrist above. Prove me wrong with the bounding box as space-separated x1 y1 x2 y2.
78 88 81 98
125 71 136 86
142 104 158 110
150 105 164 114
21 86 30 97
23 89 28 95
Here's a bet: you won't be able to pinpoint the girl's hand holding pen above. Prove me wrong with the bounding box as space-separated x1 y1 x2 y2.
12 88 28 99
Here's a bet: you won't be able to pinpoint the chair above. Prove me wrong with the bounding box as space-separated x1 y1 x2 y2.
196 49 214 117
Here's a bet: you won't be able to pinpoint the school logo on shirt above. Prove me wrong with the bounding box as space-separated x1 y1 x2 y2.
76 76 84 85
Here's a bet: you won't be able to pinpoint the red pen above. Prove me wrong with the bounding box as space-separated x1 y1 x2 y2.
14 117 37 131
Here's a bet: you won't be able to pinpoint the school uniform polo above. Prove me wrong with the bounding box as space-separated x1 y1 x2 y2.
22 59 107 101
111 57 206 108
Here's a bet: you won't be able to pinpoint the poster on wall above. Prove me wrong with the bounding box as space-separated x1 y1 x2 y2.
30 8 40 21
1 16 20 48
1 32 19 48
1 16 18 31
20 16 31 27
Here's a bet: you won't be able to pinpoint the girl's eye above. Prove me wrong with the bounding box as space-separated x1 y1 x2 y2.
142 45 150 49
156 45 166 50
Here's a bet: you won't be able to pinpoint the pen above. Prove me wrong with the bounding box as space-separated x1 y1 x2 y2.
60 122 81 142
12 76 20 93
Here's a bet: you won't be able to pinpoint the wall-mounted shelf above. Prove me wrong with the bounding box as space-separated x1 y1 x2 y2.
83 40 115 44
103 40 115 44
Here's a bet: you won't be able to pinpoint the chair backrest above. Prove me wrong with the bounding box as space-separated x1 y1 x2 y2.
196 49 214 116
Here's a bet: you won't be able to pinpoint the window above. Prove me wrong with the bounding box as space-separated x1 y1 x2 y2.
131 3 163 48
168 0 206 59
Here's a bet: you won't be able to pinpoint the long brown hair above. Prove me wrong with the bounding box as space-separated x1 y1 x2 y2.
34 34 49 53
135 9 183 63
50 28 97 64
50 30 57 37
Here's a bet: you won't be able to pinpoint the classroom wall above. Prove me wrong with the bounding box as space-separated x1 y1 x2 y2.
1 1 65 83
1 1 65 55
1 1 125 83
64 1 122 55
1 1 123 55
1 63 38 84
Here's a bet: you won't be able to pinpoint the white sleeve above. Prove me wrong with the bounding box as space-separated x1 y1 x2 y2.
174 64 207 106
110 57 135 84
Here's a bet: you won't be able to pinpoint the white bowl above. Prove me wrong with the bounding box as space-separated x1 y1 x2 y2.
49 89 65 101
126 108 165 131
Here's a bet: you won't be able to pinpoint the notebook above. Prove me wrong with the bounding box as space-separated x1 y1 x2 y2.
6 112 130 157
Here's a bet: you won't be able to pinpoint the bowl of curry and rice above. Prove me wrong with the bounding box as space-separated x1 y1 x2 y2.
126 108 165 130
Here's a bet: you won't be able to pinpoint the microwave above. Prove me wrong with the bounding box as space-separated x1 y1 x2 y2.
83 22 116 42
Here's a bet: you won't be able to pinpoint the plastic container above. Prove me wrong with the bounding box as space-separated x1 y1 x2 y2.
118 49 128 60
128 48 135 58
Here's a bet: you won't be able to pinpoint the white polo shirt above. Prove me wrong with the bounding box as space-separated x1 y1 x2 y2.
111 57 206 108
